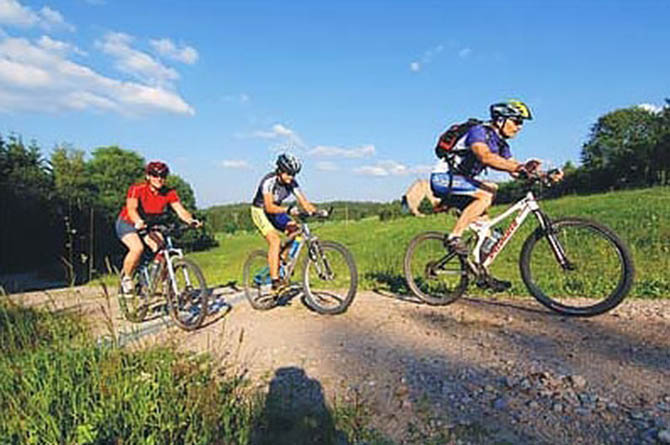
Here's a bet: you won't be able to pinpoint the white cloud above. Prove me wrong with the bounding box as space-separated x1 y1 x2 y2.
638 103 664 114
223 93 250 104
458 48 472 58
0 35 194 115
308 144 375 158
0 0 37 27
96 32 179 86
221 160 251 169
248 123 305 149
410 43 472 72
315 161 338 171
37 35 85 56
38 6 75 32
354 160 431 177
150 38 198 64
409 44 444 72
0 0 74 31
354 165 389 176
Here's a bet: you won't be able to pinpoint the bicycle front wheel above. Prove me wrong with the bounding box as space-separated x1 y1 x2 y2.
167 258 208 330
520 218 634 317
302 241 358 315
403 231 468 305
243 249 279 310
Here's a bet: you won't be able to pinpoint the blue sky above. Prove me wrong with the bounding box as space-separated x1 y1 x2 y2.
1 0 668 207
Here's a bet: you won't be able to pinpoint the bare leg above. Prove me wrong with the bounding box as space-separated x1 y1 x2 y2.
120 233 144 277
450 183 497 237
265 230 282 280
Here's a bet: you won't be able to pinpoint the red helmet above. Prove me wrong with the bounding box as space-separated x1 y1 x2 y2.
145 161 169 178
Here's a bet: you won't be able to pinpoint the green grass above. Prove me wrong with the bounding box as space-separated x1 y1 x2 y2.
0 292 399 444
188 186 670 299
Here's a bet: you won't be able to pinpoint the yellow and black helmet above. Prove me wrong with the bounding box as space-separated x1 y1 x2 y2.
490 100 533 121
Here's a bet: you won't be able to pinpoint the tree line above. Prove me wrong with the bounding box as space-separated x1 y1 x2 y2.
204 200 407 234
0 138 216 286
2 101 668 284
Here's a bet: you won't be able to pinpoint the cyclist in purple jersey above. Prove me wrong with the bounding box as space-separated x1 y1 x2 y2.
430 100 563 290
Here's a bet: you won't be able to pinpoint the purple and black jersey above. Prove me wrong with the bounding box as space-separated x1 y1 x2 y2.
454 124 510 177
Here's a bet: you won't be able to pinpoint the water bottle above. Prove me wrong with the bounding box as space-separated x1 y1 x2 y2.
289 238 301 258
481 228 503 258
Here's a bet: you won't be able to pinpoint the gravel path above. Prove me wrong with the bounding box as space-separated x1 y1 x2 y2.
11 285 670 444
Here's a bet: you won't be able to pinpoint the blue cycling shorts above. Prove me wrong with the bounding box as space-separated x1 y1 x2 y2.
266 212 291 231
430 172 484 197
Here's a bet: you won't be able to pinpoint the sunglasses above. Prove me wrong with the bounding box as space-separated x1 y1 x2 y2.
510 118 524 126
149 172 168 179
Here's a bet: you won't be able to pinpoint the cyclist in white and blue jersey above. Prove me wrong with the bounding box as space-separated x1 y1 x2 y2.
251 153 319 293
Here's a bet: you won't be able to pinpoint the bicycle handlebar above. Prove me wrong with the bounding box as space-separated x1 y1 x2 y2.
517 168 562 188
137 221 200 238
296 206 334 221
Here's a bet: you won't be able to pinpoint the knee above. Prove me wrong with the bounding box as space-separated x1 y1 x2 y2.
128 242 143 255
266 233 280 248
476 192 494 207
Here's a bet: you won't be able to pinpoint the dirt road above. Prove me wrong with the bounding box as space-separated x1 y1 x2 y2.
12 285 670 444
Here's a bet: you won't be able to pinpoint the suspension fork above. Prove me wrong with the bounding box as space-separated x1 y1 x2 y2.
307 239 333 279
535 211 573 270
163 249 188 295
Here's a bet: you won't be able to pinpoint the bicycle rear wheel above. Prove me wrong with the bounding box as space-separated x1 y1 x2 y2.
167 258 208 330
520 218 634 317
243 249 279 310
302 241 358 315
403 231 468 305
117 269 150 322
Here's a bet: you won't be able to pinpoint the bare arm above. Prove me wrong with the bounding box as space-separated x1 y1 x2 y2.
471 142 522 173
126 197 144 227
263 192 288 214
294 189 316 214
170 201 196 224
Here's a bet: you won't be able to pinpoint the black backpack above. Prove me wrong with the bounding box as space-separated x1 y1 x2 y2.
434 118 483 160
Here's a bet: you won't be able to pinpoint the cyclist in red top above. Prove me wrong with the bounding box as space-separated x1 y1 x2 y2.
115 161 201 294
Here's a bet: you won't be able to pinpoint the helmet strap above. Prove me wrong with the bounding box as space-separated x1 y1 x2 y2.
496 118 512 139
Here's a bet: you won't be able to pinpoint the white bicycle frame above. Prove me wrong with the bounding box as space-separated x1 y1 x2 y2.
465 190 558 271
140 232 187 297
163 236 187 296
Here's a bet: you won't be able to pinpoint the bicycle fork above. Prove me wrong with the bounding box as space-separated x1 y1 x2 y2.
536 212 574 271
308 241 334 280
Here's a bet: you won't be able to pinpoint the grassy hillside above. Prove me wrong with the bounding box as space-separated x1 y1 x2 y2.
189 187 669 299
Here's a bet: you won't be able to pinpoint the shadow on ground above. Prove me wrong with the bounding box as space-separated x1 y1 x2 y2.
249 366 349 445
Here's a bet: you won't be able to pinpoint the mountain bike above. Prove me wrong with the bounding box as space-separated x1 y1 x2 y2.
403 171 635 317
243 210 358 315
117 223 208 330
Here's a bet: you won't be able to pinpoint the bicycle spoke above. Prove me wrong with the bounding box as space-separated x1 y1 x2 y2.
521 218 634 316
303 241 357 314
404 232 467 305
169 258 207 330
